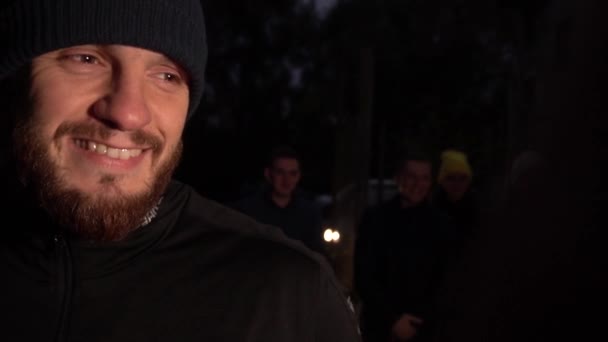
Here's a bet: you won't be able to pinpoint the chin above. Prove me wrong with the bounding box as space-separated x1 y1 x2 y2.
13 116 184 241
47 158 178 241
37 167 172 241
279 190 293 198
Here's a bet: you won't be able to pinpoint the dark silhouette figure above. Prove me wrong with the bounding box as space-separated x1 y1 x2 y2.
432 149 479 253
354 151 455 342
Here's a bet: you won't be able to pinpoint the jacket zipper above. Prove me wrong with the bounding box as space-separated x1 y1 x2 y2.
54 234 73 342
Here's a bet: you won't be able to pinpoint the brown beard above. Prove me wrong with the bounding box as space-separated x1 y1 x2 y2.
13 117 183 242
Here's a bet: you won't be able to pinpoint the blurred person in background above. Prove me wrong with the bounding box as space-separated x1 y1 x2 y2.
354 148 455 342
233 145 326 256
433 149 479 245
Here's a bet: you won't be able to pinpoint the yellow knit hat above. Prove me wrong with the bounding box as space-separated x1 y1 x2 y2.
438 149 472 183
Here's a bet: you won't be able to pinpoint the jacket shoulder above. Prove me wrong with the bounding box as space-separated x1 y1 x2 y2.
166 180 328 267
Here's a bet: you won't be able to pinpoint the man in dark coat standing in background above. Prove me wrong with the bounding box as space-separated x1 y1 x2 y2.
233 145 326 256
354 150 454 342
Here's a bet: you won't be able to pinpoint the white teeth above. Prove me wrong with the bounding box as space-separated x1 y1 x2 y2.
97 144 107 154
106 147 119 159
119 149 131 160
76 139 143 160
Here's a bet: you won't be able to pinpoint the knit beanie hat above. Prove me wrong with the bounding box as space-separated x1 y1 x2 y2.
438 149 473 183
0 0 207 118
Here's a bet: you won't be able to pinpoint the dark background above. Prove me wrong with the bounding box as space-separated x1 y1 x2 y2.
175 0 604 340
0 0 602 340
177 0 547 202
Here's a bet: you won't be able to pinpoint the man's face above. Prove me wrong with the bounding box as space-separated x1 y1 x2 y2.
440 172 471 202
265 158 301 198
396 160 433 207
14 45 189 241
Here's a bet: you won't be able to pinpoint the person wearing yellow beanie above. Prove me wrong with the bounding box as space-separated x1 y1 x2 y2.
433 149 478 241
437 149 473 202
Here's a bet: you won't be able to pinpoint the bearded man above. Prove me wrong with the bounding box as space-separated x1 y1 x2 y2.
0 1 360 341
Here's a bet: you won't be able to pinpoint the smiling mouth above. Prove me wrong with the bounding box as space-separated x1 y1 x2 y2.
74 139 143 160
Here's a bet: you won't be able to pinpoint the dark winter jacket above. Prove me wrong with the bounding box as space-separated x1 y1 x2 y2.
232 188 325 256
1 180 361 342
354 196 454 342
432 187 479 239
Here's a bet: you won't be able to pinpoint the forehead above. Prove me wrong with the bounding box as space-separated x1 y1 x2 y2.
403 160 432 174
272 157 300 170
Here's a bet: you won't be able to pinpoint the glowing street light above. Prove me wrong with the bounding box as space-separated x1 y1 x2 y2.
324 228 341 243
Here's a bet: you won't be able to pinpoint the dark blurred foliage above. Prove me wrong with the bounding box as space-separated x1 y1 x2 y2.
335 0 515 183
178 0 334 203
176 0 549 203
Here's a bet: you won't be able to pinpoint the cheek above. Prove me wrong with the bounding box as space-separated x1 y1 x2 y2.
456 184 469 194
157 110 187 143
31 69 104 122
445 181 464 192
414 181 431 194
166 120 186 142
412 179 429 189
25 102 63 150
149 89 189 132
30 84 65 125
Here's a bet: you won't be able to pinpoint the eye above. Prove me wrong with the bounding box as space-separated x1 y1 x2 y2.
66 54 99 64
156 72 184 84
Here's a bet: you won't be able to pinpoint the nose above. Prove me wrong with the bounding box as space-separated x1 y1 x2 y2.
91 71 152 131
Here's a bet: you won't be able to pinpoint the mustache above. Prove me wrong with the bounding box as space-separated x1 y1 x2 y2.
54 122 162 151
